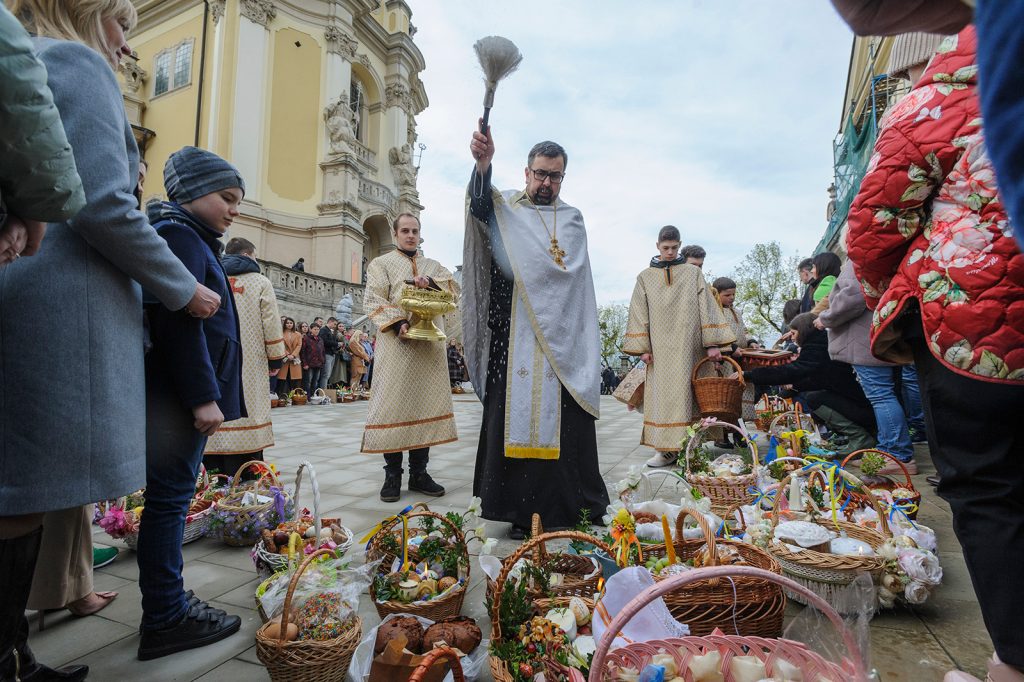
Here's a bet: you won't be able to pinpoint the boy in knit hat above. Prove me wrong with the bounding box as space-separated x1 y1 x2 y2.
135 146 245 660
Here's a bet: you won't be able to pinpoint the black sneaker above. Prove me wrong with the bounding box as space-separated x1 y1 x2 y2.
138 597 241 661
408 471 445 497
380 473 402 502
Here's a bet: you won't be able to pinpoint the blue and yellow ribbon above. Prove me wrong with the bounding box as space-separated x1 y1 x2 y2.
884 500 919 529
361 505 416 571
747 485 778 509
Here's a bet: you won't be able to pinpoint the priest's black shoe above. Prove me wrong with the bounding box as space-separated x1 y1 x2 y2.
409 471 445 497
12 628 89 681
380 473 402 502
138 598 241 661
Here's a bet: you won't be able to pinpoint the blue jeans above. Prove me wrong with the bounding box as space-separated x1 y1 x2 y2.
900 365 926 433
853 364 914 462
137 381 208 630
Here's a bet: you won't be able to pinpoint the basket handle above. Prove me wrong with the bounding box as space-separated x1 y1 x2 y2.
769 463 892 536
490 530 616 643
683 418 760 474
587 565 869 682
195 463 210 497
292 461 322 540
369 508 469 578
690 354 745 385
640 469 691 501
278 547 336 644
840 449 916 490
530 513 547 564
292 388 307 396
408 646 464 682
228 460 282 494
313 388 327 398
672 508 719 582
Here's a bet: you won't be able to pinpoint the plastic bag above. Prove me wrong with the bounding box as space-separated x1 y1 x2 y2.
348 613 489 682
259 557 378 625
782 572 876 678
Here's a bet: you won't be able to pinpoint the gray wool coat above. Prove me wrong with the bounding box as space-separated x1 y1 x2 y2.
817 259 894 368
0 39 199 515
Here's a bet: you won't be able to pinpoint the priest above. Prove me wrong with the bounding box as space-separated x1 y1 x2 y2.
464 123 610 539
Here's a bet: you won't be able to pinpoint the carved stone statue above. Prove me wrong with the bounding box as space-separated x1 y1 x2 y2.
389 143 417 188
324 94 357 154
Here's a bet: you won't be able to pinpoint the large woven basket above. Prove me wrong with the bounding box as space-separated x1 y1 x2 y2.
590 566 870 681
365 504 469 621
485 514 612 603
213 460 291 547
682 419 759 515
255 549 362 682
766 464 891 613
841 449 921 520
637 509 785 637
692 355 744 421
290 388 308 405
252 460 354 580
488 530 609 682
753 395 790 432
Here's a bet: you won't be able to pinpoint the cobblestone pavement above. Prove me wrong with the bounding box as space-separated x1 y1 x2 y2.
29 393 989 680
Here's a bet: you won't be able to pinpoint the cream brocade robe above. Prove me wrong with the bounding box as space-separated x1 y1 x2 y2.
723 305 757 422
623 263 735 451
204 271 285 455
361 251 459 454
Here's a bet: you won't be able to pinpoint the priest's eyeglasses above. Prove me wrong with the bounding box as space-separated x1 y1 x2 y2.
530 169 565 184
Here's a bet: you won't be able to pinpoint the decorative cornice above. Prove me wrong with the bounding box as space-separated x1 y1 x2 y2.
241 0 276 27
118 54 147 94
385 81 412 114
209 0 226 24
325 24 358 58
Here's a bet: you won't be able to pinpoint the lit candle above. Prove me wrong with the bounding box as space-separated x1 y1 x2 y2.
661 515 676 565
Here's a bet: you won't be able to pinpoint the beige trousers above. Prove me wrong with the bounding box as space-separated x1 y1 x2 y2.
27 505 93 610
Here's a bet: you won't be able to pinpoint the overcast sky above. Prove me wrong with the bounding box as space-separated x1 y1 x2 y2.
410 1 855 304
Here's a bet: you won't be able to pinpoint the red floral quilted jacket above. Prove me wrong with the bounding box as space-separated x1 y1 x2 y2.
847 27 1024 384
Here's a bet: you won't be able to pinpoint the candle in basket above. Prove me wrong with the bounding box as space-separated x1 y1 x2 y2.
789 474 802 511
661 515 676 565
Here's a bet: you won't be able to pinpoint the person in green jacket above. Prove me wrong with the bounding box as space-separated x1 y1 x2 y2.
0 0 85 265
810 251 842 306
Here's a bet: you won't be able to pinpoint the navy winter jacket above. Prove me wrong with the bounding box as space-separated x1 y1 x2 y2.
144 202 245 420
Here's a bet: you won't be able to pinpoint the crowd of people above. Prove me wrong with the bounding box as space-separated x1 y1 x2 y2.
273 314 377 398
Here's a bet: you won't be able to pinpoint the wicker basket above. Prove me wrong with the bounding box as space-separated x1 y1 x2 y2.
485 514 613 604
766 464 891 613
590 566 870 681
639 509 785 637
841 449 921 520
682 419 759 515
365 505 469 621
753 395 790 432
255 549 363 682
252 460 355 580
488 530 610 682
289 388 308 406
105 466 215 550
408 646 466 682
692 355 744 421
213 460 291 547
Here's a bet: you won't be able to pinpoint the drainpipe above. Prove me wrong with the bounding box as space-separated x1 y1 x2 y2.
194 0 210 146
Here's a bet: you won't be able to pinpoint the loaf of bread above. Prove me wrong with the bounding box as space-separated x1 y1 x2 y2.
373 615 424 655
422 616 482 655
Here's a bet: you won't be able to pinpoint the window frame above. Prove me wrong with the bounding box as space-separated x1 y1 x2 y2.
152 37 195 98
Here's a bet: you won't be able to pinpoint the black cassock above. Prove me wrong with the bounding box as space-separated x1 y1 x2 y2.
469 183 609 530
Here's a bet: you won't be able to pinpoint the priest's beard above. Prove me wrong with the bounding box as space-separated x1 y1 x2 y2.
530 187 555 205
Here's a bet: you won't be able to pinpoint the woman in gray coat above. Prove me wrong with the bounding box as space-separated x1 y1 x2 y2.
0 1 221 679
816 259 921 470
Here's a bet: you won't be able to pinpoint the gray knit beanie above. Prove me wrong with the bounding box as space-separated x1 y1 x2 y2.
887 33 944 81
163 146 245 203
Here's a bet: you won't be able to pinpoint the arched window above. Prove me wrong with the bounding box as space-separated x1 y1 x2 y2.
349 79 366 143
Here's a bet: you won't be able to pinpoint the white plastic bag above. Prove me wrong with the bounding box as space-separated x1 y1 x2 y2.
348 613 489 682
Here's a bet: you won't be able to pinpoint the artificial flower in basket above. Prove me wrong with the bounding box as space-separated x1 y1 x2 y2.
98 490 145 541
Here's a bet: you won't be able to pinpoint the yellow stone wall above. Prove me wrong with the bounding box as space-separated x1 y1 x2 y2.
266 26 322 207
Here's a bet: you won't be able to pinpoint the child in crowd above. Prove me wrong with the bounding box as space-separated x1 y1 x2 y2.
137 146 244 659
623 226 734 467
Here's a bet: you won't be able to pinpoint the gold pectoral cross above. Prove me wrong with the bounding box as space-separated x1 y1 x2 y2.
549 238 567 270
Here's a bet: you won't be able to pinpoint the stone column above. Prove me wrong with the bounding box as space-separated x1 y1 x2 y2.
205 0 227 153
231 0 276 203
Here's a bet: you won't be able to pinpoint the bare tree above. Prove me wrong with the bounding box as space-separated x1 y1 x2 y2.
732 242 801 338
